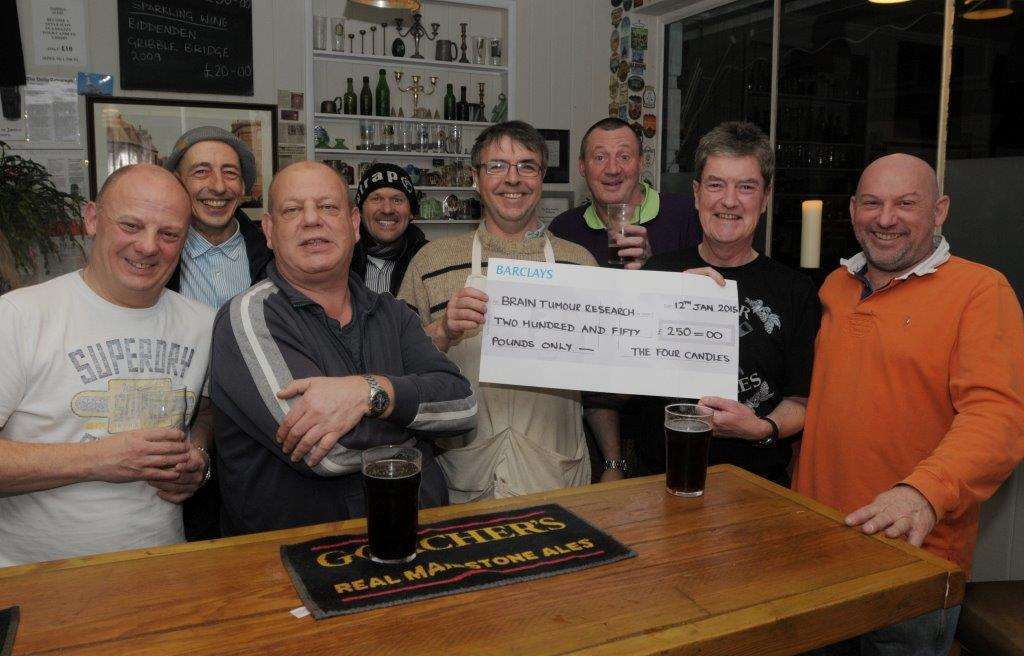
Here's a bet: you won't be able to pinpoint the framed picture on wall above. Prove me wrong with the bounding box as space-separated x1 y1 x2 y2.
539 129 570 184
538 191 574 225
85 97 277 209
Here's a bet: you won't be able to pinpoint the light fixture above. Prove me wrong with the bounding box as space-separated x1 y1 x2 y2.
348 0 421 9
963 0 1014 19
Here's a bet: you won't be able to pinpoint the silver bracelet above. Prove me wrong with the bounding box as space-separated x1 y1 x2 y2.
193 444 213 486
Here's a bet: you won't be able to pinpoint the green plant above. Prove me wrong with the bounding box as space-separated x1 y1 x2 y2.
0 140 85 278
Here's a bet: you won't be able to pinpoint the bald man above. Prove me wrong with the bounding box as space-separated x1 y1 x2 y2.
0 164 216 566
210 162 475 536
794 154 1024 655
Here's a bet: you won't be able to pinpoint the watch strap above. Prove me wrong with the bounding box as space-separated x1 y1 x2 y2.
755 416 780 448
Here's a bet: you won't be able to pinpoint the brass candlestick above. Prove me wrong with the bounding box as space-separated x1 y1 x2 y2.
393 13 440 60
394 71 438 118
477 82 486 122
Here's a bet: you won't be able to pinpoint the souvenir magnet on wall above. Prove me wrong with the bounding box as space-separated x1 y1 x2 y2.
628 95 642 120
643 113 657 138
620 34 630 59
618 105 629 121
643 145 655 168
609 102 618 117
611 30 619 54
643 85 656 108
617 84 628 104
632 47 645 65
611 0 622 6
610 54 620 73
623 0 633 11
634 0 644 7
617 60 629 81
627 75 644 92
630 121 643 140
611 7 623 27
619 16 631 39
631 24 648 51
610 76 619 94
631 62 646 75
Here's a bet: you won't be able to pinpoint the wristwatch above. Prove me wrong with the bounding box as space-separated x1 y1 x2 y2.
755 416 780 448
604 458 628 474
363 374 390 418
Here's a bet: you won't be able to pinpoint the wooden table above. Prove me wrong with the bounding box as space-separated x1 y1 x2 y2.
0 465 963 655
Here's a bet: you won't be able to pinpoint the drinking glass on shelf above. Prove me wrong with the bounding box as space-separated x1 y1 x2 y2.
358 120 373 151
415 122 430 152
489 38 502 66
380 121 395 151
446 125 462 154
313 16 328 51
397 122 411 152
433 124 447 153
473 36 486 65
331 18 345 51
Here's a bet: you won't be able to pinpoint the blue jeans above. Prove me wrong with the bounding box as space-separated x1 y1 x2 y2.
802 606 961 656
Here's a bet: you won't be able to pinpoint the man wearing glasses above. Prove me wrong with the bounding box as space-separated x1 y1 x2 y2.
400 121 622 502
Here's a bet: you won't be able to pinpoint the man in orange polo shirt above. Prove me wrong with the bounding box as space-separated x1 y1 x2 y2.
794 153 1024 656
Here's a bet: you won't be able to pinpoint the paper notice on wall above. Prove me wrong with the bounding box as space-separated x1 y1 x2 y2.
24 77 80 144
277 144 307 169
33 0 88 67
0 113 27 142
479 260 739 399
18 149 88 196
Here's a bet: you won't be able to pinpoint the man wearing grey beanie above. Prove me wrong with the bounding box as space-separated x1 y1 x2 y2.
351 163 428 296
162 126 272 542
163 126 272 312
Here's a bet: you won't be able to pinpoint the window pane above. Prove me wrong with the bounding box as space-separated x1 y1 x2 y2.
943 8 1024 311
773 0 945 271
661 0 773 198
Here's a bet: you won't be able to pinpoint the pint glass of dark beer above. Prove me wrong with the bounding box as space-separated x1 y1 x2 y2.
664 404 714 497
361 445 422 564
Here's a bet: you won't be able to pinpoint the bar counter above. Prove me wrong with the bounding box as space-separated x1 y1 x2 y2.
0 465 964 655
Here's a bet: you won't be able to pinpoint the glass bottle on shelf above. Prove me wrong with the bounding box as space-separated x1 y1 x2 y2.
343 78 357 115
444 84 456 121
456 86 469 122
359 76 373 116
375 69 390 117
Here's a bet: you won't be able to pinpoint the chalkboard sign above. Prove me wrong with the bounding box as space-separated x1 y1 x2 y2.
118 0 254 95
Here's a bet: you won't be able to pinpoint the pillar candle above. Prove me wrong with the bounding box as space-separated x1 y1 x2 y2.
800 200 823 269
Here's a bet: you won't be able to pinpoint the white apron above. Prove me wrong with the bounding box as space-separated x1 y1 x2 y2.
437 232 591 503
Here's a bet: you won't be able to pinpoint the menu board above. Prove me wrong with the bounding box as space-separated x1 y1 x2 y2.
117 0 253 95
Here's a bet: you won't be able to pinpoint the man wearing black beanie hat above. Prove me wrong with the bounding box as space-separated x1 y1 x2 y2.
351 163 428 296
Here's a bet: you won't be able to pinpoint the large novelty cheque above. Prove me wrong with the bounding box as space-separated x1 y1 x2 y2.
479 259 739 399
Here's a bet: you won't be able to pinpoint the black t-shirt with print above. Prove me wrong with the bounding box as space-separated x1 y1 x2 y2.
637 248 820 486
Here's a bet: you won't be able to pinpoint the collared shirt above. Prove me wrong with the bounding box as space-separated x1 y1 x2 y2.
582 180 661 229
178 223 251 310
841 235 951 299
363 255 396 295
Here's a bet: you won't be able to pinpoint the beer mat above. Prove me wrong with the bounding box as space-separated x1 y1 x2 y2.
280 503 636 619
0 606 19 656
